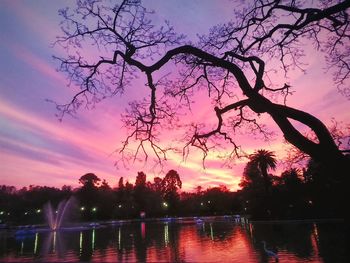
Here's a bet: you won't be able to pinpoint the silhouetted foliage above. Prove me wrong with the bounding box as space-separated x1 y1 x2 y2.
0 185 72 225
134 171 149 212
53 0 349 184
79 173 101 188
162 170 182 214
1 151 347 225
237 149 348 219
118 176 124 190
243 150 277 194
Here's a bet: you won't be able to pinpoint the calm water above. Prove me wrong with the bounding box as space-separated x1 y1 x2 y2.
0 217 346 262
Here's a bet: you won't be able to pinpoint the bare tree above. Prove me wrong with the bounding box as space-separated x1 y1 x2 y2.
54 0 350 179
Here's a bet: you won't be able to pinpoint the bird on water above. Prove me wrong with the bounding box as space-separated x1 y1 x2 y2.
262 241 279 262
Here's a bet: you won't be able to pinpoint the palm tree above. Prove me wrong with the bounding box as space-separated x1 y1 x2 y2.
249 150 277 194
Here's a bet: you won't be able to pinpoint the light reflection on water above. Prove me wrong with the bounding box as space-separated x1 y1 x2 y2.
0 218 346 262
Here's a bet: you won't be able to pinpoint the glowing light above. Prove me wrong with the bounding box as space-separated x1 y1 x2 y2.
0 211 4 215
92 207 97 212
80 206 85 211
163 202 168 207
36 209 41 213
118 204 122 208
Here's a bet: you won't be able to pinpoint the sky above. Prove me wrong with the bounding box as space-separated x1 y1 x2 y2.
0 0 349 192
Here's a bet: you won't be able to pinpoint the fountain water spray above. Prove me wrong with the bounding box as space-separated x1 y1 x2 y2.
43 197 74 230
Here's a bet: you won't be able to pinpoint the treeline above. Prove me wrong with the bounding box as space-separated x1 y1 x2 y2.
0 170 239 225
0 150 347 225
238 150 347 220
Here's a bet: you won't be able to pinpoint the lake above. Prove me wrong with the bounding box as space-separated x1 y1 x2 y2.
0 217 346 262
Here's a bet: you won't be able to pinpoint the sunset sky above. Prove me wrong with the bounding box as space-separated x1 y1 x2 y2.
0 0 348 191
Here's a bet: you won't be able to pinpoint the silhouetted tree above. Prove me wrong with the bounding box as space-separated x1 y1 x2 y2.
239 161 268 218
195 186 203 195
162 170 182 213
79 173 101 188
135 171 147 188
281 168 303 188
97 180 116 219
121 180 135 217
249 150 277 194
277 168 307 218
151 176 163 193
302 157 346 217
54 0 349 184
162 170 182 195
100 179 111 190
77 173 101 219
134 171 148 213
202 186 233 215
118 177 124 190
239 160 263 190
239 150 279 218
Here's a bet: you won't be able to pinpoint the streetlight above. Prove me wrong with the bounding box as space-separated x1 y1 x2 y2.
80 206 85 211
36 209 41 213
92 207 97 212
163 202 168 208
118 204 122 208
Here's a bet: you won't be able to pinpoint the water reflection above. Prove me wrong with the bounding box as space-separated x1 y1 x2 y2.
117 227 121 250
0 219 346 262
164 223 169 246
91 228 95 251
79 231 82 255
33 232 38 254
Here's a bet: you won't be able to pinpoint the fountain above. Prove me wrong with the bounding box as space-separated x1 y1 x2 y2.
43 197 75 231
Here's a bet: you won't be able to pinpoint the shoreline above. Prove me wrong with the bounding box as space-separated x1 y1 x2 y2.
1 215 345 230
249 218 344 224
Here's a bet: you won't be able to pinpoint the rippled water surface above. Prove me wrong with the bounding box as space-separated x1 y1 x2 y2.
0 218 346 262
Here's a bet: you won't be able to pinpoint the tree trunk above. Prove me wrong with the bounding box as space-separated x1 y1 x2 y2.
247 91 348 182
259 163 270 195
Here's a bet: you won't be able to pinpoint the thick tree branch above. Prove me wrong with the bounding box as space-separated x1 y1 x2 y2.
54 0 349 172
